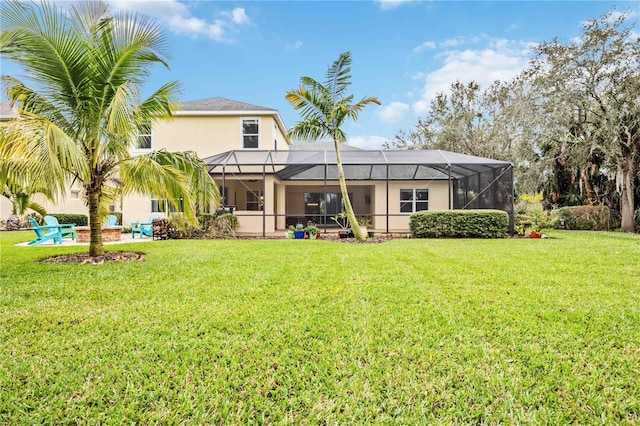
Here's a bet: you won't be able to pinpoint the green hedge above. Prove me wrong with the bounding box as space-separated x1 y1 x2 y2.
410 210 509 238
49 213 88 226
556 206 610 231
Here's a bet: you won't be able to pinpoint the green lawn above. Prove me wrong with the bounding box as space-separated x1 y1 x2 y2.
1 230 639 424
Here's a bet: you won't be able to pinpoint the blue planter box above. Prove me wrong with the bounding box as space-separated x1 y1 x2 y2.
293 230 305 239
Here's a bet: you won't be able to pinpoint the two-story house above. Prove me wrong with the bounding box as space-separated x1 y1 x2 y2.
2 97 515 235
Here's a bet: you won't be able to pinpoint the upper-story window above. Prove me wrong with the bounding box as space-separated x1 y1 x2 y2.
242 118 259 149
136 125 152 150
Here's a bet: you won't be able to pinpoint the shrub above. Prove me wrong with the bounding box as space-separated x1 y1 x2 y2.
556 206 611 231
197 213 216 229
410 210 509 238
514 193 559 234
210 213 238 239
49 213 88 226
167 213 239 239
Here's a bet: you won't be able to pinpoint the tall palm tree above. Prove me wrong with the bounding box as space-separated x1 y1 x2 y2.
0 1 219 256
285 52 380 240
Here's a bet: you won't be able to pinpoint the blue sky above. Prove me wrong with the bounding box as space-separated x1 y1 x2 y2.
3 1 638 149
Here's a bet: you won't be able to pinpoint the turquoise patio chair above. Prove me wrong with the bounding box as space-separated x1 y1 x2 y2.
43 215 76 241
131 215 158 239
28 217 62 246
103 214 118 227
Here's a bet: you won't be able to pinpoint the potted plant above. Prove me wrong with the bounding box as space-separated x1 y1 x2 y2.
356 217 371 238
305 222 319 240
294 223 305 239
287 225 294 239
331 211 350 238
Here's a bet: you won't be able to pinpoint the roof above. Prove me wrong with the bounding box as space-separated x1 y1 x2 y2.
177 97 276 112
203 149 513 181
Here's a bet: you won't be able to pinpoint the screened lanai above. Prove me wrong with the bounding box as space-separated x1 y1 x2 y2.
203 149 514 235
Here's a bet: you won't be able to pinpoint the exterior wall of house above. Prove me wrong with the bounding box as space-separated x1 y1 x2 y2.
275 179 451 233
149 113 288 158
5 112 290 226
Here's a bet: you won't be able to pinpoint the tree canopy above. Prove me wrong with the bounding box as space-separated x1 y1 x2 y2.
0 0 219 255
389 8 639 232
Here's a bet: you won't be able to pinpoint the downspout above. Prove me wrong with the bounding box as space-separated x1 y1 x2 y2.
386 164 389 234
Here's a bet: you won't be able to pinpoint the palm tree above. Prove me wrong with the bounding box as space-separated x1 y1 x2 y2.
285 52 380 240
0 1 219 257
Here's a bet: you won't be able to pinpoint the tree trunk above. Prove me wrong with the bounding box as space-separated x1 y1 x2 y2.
619 157 636 233
87 189 104 257
334 138 365 241
581 167 598 205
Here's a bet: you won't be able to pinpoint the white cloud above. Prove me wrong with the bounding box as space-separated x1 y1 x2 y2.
378 102 410 123
109 1 249 41
285 40 304 50
347 135 389 150
375 0 413 11
413 41 436 53
412 39 532 115
230 8 250 25
604 9 638 24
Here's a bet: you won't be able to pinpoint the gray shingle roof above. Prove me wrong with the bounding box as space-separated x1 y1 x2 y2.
177 97 276 112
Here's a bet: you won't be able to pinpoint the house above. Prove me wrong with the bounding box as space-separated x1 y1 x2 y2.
1 97 514 234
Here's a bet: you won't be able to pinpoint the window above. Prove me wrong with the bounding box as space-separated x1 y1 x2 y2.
274 123 278 151
70 190 80 200
151 198 184 213
242 119 259 149
136 125 152 150
246 190 263 211
400 189 429 213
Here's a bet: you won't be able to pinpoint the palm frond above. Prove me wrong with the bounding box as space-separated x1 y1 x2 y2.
118 150 218 225
325 51 352 102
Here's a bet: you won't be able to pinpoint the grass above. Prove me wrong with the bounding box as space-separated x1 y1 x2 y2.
1 230 639 424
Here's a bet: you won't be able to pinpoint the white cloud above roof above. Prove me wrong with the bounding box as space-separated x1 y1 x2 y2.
348 135 389 150
378 102 410 123
109 1 249 41
412 38 532 115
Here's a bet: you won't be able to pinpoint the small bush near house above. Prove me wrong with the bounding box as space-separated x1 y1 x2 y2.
49 213 88 226
514 193 559 234
197 213 216 229
209 213 238 239
168 213 239 239
557 206 611 231
410 210 509 238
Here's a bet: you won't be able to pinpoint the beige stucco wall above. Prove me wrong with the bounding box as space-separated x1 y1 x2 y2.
148 114 289 159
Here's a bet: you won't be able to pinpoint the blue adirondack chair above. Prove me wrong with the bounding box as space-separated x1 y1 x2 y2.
28 217 63 246
131 215 158 238
44 215 76 241
103 214 118 227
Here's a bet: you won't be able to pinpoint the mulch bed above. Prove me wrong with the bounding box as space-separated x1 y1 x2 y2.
39 251 145 264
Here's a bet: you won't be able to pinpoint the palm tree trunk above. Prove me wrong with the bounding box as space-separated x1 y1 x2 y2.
334 138 365 240
88 189 105 257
